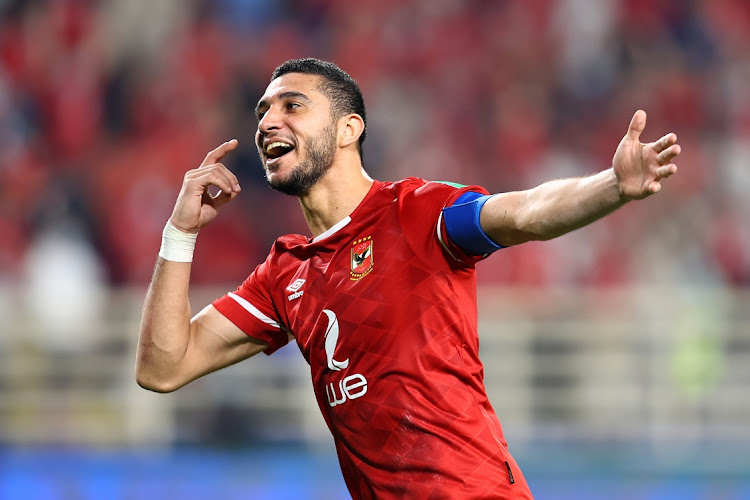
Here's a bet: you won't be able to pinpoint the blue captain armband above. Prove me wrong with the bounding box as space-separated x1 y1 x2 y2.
441 191 504 256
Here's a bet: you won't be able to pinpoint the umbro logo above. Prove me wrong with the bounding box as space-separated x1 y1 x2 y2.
287 278 305 301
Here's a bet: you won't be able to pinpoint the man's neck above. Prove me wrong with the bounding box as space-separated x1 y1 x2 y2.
298 161 374 238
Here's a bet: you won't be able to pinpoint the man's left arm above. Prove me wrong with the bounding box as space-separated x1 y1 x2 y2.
480 110 681 247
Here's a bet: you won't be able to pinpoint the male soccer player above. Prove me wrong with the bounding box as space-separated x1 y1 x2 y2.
136 58 680 499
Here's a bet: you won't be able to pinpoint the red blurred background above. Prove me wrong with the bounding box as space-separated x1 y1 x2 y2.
2 0 747 289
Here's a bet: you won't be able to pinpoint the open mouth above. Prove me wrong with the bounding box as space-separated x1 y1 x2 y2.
265 141 295 162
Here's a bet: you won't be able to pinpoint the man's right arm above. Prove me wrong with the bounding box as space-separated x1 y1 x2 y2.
136 258 267 393
135 139 265 393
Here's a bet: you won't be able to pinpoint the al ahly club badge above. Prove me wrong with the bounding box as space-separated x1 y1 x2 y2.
350 236 374 280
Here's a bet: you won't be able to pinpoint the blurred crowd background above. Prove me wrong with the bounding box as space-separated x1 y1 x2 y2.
2 0 749 291
1 0 749 499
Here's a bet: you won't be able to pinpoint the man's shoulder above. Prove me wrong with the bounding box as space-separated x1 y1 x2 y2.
387 177 479 208
388 177 470 198
253 234 309 270
270 234 310 254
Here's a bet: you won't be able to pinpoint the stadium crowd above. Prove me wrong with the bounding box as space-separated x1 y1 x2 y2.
1 0 748 291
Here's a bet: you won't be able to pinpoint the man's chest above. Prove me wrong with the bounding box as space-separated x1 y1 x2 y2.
270 207 445 363
278 230 399 353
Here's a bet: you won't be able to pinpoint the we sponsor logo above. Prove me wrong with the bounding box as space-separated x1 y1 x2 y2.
322 309 368 407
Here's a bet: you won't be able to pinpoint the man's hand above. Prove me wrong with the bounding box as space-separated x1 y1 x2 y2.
612 110 681 200
169 140 242 233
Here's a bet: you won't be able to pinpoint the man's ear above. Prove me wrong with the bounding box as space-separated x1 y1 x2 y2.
338 114 365 149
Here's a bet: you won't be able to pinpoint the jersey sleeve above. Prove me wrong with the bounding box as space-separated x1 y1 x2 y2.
396 178 493 268
212 255 290 356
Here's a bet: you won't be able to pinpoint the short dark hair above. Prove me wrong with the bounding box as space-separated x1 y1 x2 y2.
271 58 367 158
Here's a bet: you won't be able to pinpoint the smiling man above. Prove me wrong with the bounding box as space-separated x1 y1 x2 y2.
256 75 343 196
136 58 681 499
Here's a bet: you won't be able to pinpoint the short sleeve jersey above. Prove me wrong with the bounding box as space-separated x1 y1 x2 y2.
212 178 533 499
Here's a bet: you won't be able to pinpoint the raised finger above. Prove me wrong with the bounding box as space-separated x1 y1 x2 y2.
656 144 681 165
626 110 647 141
209 187 239 211
213 162 241 191
193 169 237 196
648 181 662 194
196 163 241 192
654 164 677 179
200 139 238 168
652 133 677 154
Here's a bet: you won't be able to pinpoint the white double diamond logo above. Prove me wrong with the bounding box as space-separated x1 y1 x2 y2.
286 278 306 301
286 278 305 292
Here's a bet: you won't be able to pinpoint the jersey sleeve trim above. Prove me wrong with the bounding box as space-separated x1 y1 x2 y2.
228 292 285 330
434 183 495 266
212 292 290 355
436 211 460 262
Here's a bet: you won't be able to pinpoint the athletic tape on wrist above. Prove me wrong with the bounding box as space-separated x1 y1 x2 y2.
159 221 198 263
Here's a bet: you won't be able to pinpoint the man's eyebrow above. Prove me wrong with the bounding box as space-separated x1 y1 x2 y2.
255 91 312 115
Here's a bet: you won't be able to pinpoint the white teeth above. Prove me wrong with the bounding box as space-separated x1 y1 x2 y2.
266 142 293 153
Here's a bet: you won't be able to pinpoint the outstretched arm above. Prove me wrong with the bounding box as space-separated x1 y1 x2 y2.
480 110 681 247
136 140 267 393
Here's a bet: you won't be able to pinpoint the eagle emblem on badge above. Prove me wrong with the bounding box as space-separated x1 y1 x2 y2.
350 236 374 280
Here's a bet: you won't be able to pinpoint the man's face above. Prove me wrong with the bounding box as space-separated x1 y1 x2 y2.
255 73 338 196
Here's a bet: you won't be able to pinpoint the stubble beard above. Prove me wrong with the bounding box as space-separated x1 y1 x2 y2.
266 123 337 197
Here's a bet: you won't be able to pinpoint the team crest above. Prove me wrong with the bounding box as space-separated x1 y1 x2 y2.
350 236 374 280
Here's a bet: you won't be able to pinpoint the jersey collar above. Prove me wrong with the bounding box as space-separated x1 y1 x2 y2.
310 180 383 243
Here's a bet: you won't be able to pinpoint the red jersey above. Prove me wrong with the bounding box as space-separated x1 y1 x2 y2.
213 178 533 499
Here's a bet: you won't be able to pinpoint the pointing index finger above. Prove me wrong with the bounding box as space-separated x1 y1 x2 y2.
201 139 238 168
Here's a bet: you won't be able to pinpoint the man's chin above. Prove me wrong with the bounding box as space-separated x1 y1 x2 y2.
267 173 308 197
265 149 334 196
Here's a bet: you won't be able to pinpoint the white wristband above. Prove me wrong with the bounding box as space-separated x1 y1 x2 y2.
159 221 198 263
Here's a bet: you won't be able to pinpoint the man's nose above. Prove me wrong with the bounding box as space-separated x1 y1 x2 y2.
258 106 283 134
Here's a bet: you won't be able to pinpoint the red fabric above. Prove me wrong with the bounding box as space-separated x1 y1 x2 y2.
212 178 533 499
212 258 290 355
